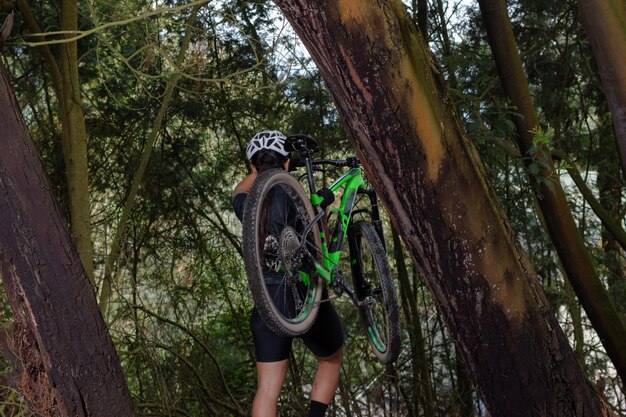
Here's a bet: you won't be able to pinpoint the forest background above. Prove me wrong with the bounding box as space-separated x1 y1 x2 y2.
0 0 624 416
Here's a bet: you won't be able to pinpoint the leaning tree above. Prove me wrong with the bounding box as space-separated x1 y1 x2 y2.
273 1 613 416
0 54 134 417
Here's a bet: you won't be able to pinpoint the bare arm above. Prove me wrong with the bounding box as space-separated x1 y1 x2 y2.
233 164 258 198
233 159 290 199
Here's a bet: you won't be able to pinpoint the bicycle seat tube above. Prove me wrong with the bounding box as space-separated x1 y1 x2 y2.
303 156 318 195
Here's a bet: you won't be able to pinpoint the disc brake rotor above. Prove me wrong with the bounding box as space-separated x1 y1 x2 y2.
263 235 280 272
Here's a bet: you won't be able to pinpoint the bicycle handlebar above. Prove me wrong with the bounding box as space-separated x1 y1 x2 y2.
289 157 361 171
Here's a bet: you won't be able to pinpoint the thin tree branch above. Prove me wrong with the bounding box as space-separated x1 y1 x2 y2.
492 138 626 252
16 0 66 127
553 149 626 252
99 4 202 313
136 305 244 414
152 342 244 415
17 0 210 47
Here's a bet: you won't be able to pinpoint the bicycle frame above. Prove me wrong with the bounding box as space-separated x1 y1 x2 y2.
300 162 382 287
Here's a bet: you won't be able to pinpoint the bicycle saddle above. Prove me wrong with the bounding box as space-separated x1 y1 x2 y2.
285 134 319 155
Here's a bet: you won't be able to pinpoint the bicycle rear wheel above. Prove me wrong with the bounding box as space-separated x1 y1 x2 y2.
348 220 400 364
243 169 323 337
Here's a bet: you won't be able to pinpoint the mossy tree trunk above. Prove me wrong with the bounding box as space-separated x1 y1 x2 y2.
478 0 626 383
0 59 134 417
273 1 612 415
59 0 95 285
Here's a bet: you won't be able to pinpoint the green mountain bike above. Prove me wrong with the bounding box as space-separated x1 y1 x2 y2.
242 134 400 364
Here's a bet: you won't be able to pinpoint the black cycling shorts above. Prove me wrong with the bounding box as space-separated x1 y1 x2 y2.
249 287 345 362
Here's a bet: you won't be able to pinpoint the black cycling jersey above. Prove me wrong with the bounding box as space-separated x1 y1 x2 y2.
234 186 297 237
233 192 247 222
233 190 344 362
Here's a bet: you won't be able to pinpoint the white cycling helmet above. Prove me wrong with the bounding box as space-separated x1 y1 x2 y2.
246 130 289 161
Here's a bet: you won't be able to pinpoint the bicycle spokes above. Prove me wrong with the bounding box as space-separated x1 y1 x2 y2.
243 170 323 336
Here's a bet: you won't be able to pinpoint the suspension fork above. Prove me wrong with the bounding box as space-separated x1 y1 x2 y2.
357 188 386 249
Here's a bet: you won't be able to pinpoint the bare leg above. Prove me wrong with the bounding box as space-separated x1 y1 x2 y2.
310 346 343 404
252 360 289 417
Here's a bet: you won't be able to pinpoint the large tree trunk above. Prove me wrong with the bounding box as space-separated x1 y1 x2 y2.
273 1 611 415
477 0 626 382
0 60 134 416
578 0 626 177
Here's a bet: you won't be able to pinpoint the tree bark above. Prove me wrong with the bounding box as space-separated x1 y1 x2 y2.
0 60 134 416
578 0 626 177
477 0 626 383
273 1 612 415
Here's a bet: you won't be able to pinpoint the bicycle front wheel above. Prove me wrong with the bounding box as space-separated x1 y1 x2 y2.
243 169 323 337
348 220 401 364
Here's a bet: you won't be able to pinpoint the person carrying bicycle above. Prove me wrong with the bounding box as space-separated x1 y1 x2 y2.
233 130 345 417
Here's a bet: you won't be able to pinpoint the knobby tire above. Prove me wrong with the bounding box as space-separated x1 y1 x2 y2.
349 220 401 364
242 169 323 337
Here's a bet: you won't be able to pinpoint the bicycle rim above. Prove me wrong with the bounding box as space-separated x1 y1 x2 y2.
243 169 323 336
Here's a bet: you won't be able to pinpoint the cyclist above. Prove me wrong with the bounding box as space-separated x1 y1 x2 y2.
233 130 344 417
